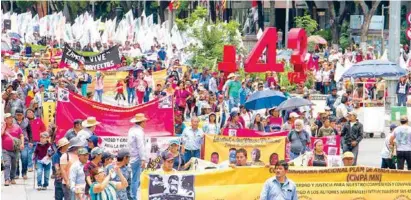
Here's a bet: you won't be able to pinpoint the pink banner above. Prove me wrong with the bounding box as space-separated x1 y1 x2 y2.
310 135 341 156
55 91 174 140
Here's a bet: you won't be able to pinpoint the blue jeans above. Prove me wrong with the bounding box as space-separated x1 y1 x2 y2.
81 84 88 96
16 143 30 177
184 149 200 163
27 142 36 169
229 96 240 112
36 160 51 187
130 160 142 200
55 181 64 200
127 87 135 104
94 89 103 102
144 87 152 103
397 94 407 106
289 151 300 160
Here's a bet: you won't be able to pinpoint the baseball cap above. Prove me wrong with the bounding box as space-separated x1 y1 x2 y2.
389 124 397 131
90 147 103 159
348 111 357 118
102 151 114 160
230 111 239 118
343 151 354 159
4 113 12 118
169 139 180 146
289 112 299 118
77 148 89 155
40 132 49 138
15 109 24 114
161 151 175 161
116 148 130 159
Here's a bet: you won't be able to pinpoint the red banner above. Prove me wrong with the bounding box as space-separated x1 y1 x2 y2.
55 92 174 140
310 135 341 156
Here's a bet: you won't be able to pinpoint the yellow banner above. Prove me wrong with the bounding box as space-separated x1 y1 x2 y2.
141 166 411 200
42 101 56 128
204 134 286 165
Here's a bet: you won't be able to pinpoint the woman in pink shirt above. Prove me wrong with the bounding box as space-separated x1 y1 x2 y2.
134 73 147 105
94 71 104 103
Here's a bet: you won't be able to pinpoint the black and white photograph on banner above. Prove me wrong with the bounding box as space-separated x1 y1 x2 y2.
149 174 195 200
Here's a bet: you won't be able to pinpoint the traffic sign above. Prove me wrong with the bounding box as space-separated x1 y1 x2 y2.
407 11 411 25
406 27 411 40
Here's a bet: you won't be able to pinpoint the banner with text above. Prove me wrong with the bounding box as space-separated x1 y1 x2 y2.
59 43 121 70
42 101 56 128
310 135 341 156
55 91 174 141
203 134 286 166
141 166 411 200
145 137 179 171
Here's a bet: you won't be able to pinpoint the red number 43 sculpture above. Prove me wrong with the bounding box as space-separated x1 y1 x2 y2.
218 27 308 83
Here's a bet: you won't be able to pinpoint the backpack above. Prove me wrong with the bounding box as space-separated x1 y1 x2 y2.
86 73 92 84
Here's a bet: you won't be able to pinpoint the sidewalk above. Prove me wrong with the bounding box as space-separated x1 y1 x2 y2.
1 169 54 200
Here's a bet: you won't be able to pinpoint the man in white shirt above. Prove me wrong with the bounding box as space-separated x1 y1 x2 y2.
390 116 411 170
69 148 89 199
128 113 148 200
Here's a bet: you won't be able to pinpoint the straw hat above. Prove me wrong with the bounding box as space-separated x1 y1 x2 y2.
57 138 70 149
130 113 148 123
227 73 236 79
81 117 100 128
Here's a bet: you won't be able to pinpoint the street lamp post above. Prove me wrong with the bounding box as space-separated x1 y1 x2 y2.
387 1 401 106
285 0 290 48
381 5 389 55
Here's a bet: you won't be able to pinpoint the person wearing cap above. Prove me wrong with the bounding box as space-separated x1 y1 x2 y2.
127 113 148 200
336 96 350 123
381 124 398 169
222 110 243 132
390 116 411 170
281 112 299 131
64 119 83 141
77 116 100 144
158 151 178 173
33 132 52 190
5 90 24 117
342 152 355 166
14 108 33 179
69 147 89 199
341 111 363 166
181 116 204 163
224 73 241 112
84 147 104 197
86 135 99 154
287 119 311 160
37 71 51 92
1 113 24 186
260 160 298 200
89 165 128 200
60 137 85 200
101 151 114 172
107 148 132 200
52 137 70 199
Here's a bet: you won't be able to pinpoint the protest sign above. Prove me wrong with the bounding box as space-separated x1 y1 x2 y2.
203 134 286 166
145 137 179 171
141 166 411 200
55 91 174 140
42 101 56 128
59 43 121 70
310 135 341 155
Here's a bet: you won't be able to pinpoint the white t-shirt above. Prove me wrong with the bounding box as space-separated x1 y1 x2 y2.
322 70 331 83
393 125 411 151
381 133 393 159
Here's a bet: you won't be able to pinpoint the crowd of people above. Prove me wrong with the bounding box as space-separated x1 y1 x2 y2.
2 33 411 200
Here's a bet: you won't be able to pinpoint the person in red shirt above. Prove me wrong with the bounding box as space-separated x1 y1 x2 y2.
114 80 126 106
134 73 148 105
26 108 46 172
33 132 52 190
2 113 24 186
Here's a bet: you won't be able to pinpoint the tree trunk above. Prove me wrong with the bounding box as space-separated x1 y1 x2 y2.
257 1 264 30
360 0 381 50
209 0 216 23
158 1 168 24
269 1 275 27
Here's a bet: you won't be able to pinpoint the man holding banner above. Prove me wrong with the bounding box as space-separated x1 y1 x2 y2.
260 160 298 200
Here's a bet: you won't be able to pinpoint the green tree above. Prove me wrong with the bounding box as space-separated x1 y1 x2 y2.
176 7 244 69
15 0 35 13
294 14 318 36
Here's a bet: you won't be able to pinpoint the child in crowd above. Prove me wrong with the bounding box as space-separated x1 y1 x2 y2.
33 132 52 190
115 79 126 105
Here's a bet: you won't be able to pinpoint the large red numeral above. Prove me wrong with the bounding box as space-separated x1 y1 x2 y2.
288 28 307 72
218 45 237 73
244 27 284 73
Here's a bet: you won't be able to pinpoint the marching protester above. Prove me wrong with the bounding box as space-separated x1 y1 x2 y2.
158 152 178 173
307 139 327 167
84 147 104 198
60 137 84 200
14 108 33 179
128 113 148 200
181 117 204 162
77 117 100 145
52 137 70 200
106 148 132 200
64 119 83 141
342 152 355 167
287 119 311 160
260 161 298 200
381 124 397 169
89 166 128 199
390 116 411 170
33 132 52 190
69 147 89 199
341 111 363 166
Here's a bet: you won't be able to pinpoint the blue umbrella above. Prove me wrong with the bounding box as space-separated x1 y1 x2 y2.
8 32 21 39
244 90 286 110
340 60 407 80
276 97 314 111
